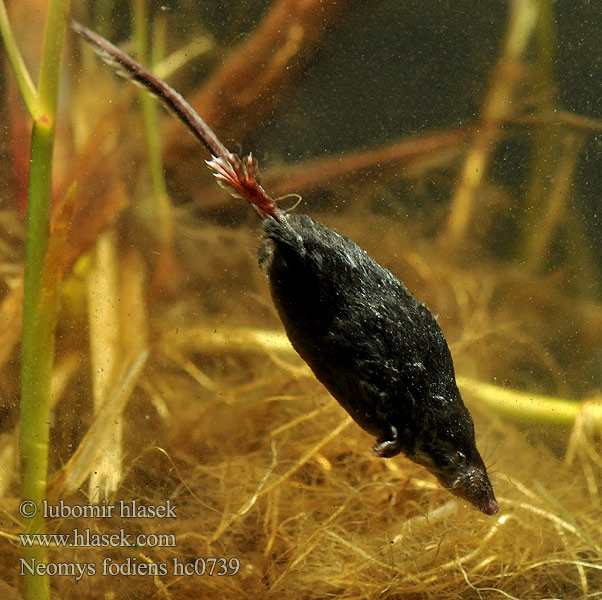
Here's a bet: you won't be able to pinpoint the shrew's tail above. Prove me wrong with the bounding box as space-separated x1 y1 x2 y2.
71 20 283 222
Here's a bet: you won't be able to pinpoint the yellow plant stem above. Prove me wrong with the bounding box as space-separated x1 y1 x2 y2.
445 0 538 245
163 325 602 430
457 376 602 429
133 0 173 247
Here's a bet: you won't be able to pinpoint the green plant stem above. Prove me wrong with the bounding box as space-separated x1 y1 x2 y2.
0 1 37 117
17 0 71 598
20 122 55 600
36 1 70 118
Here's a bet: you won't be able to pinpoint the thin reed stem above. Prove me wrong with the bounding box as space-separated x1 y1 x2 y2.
133 0 173 245
1 1 72 598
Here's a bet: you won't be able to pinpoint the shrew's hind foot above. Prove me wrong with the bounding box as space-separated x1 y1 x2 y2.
372 426 402 458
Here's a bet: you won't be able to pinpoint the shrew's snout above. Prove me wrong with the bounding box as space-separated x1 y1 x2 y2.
448 464 499 516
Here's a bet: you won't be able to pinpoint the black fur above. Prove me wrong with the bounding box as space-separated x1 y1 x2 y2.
260 213 498 514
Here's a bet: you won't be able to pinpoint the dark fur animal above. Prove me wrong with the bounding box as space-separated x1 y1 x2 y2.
73 21 498 515
260 214 498 515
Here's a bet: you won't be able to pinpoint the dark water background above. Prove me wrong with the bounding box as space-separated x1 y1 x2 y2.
152 0 602 271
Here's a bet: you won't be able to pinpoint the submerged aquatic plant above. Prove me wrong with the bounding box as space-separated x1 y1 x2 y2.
0 0 71 598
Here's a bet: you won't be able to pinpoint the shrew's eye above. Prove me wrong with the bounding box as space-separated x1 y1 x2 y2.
456 451 467 464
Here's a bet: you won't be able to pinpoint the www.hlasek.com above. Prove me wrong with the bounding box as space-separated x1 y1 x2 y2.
18 498 242 579
19 527 175 548
19 499 178 548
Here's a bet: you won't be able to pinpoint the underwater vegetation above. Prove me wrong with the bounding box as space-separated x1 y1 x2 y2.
1 0 602 598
